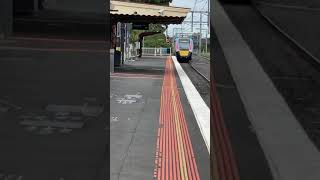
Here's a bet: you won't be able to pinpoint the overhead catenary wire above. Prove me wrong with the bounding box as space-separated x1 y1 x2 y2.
169 0 209 38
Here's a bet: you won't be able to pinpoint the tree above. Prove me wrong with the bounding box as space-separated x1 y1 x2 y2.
144 33 170 48
149 24 166 33
130 24 169 47
130 29 144 44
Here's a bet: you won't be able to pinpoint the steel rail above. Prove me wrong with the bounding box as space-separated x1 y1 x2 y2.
252 1 320 67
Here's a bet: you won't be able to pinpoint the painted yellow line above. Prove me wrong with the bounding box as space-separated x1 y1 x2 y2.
169 58 189 180
154 57 200 180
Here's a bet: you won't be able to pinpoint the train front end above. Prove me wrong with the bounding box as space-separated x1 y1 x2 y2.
175 38 193 62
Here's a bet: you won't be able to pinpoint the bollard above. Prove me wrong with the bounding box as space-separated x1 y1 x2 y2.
110 49 115 74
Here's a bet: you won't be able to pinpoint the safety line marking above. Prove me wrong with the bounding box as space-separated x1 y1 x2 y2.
112 72 160 76
154 57 200 180
110 75 162 80
111 73 163 78
211 76 240 180
110 73 163 80
171 56 210 152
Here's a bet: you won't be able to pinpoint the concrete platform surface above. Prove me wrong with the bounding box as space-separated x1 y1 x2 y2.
0 37 108 180
110 57 210 180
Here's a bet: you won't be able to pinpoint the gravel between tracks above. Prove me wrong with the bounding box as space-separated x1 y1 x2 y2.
190 56 210 81
180 62 210 107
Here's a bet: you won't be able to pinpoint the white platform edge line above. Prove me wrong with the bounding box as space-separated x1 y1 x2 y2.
172 56 210 152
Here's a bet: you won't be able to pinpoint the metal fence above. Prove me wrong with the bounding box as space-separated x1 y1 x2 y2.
142 47 172 57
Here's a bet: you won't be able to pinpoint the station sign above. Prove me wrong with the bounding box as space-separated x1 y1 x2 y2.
132 23 149 30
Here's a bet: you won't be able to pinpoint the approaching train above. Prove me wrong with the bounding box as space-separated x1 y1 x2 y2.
174 37 194 63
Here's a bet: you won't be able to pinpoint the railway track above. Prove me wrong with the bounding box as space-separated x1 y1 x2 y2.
252 2 320 68
179 59 210 107
189 55 210 82
189 62 210 82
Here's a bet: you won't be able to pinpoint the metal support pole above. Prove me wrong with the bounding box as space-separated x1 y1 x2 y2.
173 28 181 37
120 23 125 64
198 34 200 54
143 37 145 48
208 0 210 34
206 31 208 53
191 11 194 32
199 12 202 54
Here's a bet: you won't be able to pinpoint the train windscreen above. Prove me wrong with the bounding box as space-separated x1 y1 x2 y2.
179 39 190 50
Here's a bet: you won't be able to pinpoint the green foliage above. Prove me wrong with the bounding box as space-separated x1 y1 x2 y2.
130 24 168 47
129 29 144 44
125 0 172 46
149 24 166 33
144 33 170 48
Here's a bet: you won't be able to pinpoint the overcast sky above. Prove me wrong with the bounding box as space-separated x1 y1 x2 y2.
167 0 209 37
170 0 194 8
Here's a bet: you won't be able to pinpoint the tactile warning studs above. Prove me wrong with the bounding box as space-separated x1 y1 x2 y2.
154 57 200 180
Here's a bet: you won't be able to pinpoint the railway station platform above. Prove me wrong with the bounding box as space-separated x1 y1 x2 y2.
110 57 210 180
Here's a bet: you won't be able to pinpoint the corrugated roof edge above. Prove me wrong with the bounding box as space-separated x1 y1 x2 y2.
110 0 191 11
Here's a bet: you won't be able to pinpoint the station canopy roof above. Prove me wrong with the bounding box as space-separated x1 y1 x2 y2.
110 0 190 24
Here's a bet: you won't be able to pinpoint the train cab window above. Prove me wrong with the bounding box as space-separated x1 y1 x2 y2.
179 40 190 50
